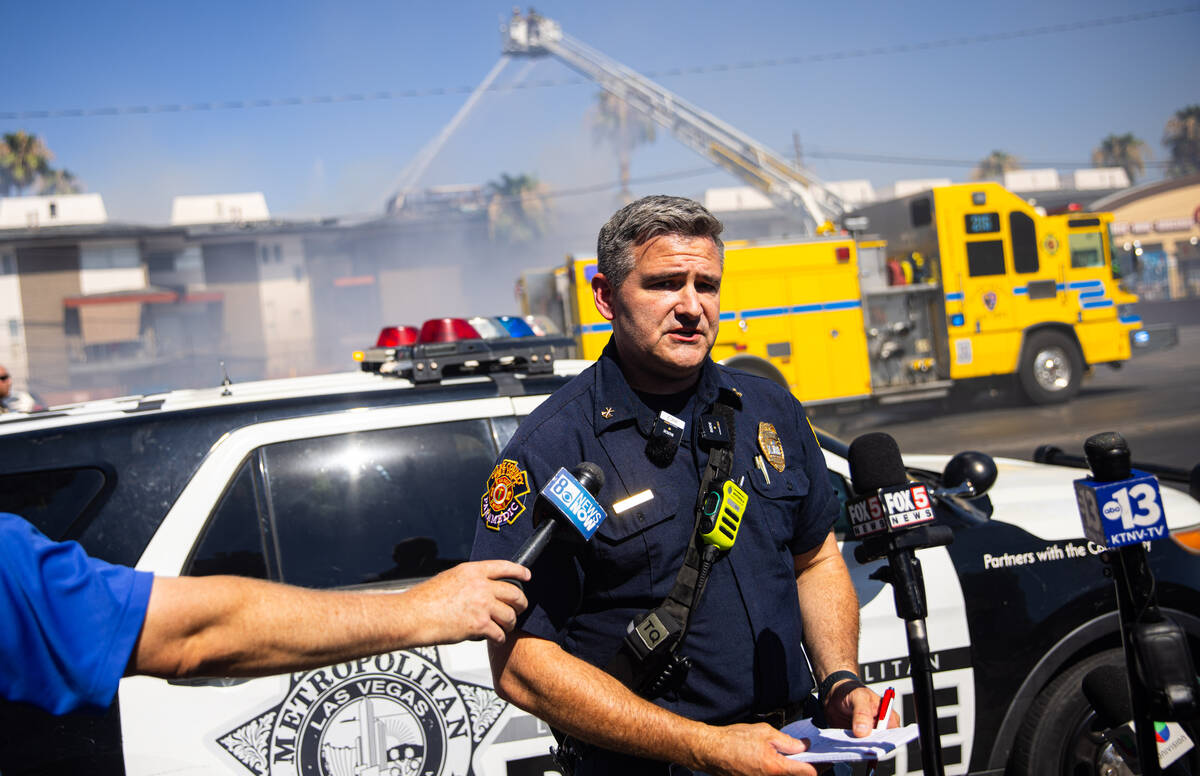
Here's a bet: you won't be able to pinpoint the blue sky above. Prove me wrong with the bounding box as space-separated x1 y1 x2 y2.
3 0 1197 224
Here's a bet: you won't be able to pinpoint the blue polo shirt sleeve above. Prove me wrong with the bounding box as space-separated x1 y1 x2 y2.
785 400 841 556
469 437 584 644
0 513 154 715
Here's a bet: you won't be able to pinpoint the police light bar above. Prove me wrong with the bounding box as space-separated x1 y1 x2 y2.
847 482 935 539
376 326 418 348
420 318 482 343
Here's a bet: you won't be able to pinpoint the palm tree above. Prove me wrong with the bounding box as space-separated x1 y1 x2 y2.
589 91 657 204
971 150 1021 181
1092 133 1149 183
38 168 82 195
0 131 54 196
486 173 549 243
1163 105 1200 178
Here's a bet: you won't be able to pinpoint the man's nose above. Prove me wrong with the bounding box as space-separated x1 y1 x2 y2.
675 283 703 318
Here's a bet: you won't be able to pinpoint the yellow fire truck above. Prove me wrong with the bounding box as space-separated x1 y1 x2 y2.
523 182 1172 407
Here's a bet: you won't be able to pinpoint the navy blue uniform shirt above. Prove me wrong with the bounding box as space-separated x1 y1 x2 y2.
470 342 839 725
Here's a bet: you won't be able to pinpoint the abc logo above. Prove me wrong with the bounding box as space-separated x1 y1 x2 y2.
1102 500 1124 521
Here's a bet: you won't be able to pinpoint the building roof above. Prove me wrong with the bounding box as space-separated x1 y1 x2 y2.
1090 172 1200 212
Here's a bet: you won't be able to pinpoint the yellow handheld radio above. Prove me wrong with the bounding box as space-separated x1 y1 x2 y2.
698 479 748 550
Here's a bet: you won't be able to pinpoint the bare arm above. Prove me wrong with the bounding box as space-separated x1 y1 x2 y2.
489 631 820 776
130 559 529 678
794 532 890 735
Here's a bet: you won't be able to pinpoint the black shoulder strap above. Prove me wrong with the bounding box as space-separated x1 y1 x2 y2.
605 391 739 696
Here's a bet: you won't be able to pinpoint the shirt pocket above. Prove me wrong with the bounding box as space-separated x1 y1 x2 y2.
746 465 811 550
589 490 680 595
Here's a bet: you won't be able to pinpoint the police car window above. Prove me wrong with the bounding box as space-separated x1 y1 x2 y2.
1069 231 1105 268
0 467 108 541
187 460 270 580
966 240 1006 277
262 420 498 589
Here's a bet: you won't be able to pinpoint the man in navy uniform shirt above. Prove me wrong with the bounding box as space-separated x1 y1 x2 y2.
471 195 888 775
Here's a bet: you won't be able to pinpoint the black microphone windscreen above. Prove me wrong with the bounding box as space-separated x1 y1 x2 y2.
849 432 908 494
1082 665 1133 729
571 462 605 495
1085 431 1132 482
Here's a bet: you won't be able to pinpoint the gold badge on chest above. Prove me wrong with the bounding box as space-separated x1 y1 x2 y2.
757 421 786 472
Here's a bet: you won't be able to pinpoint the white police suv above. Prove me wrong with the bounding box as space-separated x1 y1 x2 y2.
2 320 1198 776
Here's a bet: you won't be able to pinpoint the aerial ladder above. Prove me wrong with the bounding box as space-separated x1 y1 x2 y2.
501 10 846 234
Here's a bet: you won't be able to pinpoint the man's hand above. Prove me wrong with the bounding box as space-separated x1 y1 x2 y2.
403 560 530 644
694 723 819 776
824 682 898 737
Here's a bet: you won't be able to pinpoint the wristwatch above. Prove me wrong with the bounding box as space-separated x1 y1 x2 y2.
818 670 864 706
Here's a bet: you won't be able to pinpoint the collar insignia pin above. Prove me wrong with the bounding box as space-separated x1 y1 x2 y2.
602 406 614 419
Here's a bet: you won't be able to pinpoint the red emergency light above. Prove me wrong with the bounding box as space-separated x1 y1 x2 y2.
835 246 851 263
418 318 482 343
375 326 419 348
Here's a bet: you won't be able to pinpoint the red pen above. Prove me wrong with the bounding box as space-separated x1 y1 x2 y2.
875 687 895 730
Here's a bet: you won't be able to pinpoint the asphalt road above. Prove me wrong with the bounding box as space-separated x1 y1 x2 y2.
813 322 1200 474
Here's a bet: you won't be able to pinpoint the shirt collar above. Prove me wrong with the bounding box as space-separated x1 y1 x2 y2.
592 338 732 435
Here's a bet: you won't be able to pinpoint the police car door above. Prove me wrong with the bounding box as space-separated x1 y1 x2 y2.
822 450 977 776
119 398 558 776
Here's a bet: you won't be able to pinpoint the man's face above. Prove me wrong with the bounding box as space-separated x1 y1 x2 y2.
0 367 10 400
592 234 722 392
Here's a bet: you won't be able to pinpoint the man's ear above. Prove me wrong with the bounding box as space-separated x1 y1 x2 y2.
592 273 616 321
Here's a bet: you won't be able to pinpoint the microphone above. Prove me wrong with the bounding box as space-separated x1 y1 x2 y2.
1084 667 1196 774
847 432 935 539
1074 431 1170 549
506 462 606 588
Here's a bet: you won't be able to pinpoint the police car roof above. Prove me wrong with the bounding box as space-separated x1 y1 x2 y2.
0 359 593 436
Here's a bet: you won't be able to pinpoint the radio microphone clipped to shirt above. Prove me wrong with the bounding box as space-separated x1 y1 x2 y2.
505 462 606 589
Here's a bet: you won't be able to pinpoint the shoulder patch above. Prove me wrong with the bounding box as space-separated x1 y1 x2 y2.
481 459 530 530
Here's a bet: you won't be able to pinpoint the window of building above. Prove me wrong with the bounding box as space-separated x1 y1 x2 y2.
1 254 15 275
260 245 270 264
1069 232 1105 269
967 240 1006 276
1010 212 1039 274
273 244 282 262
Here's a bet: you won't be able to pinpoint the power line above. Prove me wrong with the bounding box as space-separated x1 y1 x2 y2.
3 6 1195 121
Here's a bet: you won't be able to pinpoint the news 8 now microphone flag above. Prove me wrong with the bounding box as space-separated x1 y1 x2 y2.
506 463 606 588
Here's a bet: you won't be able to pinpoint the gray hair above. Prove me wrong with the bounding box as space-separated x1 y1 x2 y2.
596 195 724 290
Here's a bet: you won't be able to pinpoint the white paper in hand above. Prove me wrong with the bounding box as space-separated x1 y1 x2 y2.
780 719 920 762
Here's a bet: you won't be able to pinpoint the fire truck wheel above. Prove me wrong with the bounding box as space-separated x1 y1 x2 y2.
1009 649 1126 776
1018 330 1082 405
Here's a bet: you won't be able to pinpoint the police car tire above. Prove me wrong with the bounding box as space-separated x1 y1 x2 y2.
1018 330 1082 405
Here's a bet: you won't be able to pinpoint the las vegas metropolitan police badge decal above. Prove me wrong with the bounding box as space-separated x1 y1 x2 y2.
481 459 530 530
216 647 506 776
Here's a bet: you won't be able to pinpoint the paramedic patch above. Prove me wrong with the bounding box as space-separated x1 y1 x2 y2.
481 459 530 530
216 648 504 776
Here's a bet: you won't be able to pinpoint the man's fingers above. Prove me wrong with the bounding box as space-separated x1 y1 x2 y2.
771 731 810 756
850 688 879 737
478 559 531 582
